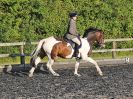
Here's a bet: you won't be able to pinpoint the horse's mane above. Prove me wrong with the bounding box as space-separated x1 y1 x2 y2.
54 27 102 42
83 27 102 38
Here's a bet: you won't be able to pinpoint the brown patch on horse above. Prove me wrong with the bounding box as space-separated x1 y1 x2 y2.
95 32 101 40
51 41 72 60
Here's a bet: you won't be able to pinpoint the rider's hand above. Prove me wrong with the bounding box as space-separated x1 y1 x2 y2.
77 34 81 37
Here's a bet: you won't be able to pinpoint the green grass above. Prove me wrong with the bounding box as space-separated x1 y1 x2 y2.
92 51 133 60
0 51 133 65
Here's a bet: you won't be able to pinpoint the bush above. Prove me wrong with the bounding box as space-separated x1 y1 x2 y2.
0 0 133 45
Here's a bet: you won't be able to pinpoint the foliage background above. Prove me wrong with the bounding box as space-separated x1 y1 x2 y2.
1 0 133 42
0 0 133 50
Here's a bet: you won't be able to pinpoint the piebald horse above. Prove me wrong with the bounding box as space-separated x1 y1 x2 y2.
29 28 105 77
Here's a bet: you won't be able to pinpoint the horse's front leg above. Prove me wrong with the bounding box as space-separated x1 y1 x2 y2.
83 56 103 76
47 59 60 76
74 60 81 77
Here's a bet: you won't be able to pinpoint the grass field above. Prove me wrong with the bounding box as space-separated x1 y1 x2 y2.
0 51 133 65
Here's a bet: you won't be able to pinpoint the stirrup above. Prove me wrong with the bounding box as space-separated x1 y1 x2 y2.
75 53 81 60
76 57 81 60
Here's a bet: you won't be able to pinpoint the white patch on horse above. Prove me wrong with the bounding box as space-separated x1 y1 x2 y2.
79 39 90 56
42 36 61 55
29 67 35 77
67 43 70 47
65 51 74 58
66 47 74 58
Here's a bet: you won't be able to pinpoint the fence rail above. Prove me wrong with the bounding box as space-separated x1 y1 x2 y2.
93 48 133 53
105 38 133 42
0 42 38 47
0 38 133 64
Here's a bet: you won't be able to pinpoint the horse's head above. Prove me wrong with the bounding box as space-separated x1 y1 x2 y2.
95 30 105 48
83 27 105 48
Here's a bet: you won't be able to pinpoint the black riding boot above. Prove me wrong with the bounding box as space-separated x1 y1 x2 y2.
75 45 81 59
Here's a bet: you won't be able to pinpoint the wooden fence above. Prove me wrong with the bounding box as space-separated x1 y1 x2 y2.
0 38 133 65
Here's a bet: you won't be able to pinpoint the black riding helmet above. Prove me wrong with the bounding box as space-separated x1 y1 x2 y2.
69 12 77 18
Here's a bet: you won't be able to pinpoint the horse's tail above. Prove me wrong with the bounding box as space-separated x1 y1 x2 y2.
31 39 46 58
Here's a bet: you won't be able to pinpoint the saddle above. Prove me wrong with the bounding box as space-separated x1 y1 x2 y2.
63 37 82 58
54 36 76 49
63 37 76 48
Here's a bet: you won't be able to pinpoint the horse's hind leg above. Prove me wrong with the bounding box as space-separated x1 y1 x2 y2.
29 57 41 77
29 48 46 77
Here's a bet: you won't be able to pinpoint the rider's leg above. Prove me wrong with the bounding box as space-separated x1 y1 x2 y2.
72 37 81 45
71 37 81 58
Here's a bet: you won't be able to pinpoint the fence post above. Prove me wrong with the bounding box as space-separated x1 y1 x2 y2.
112 41 116 59
20 45 25 65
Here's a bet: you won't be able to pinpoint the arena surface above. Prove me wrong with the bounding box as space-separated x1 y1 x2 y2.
0 63 133 99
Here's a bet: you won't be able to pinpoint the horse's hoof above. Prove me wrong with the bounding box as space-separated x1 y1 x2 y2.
99 72 103 76
53 73 60 77
29 73 33 78
74 73 81 77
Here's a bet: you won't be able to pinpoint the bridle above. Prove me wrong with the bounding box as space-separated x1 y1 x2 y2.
86 31 105 47
97 32 105 48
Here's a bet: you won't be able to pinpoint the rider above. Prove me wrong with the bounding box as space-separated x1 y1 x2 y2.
64 12 81 59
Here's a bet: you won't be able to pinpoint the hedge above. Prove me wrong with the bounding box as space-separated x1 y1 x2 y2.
0 0 133 45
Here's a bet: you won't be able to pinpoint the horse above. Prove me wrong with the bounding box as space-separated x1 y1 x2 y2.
29 27 105 77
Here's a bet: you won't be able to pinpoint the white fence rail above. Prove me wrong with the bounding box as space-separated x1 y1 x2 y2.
0 38 133 64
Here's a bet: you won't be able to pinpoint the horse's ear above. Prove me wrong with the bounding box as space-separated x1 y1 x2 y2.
83 33 87 38
83 29 88 38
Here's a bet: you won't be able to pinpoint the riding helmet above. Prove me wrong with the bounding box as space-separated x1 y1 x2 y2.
69 12 77 18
